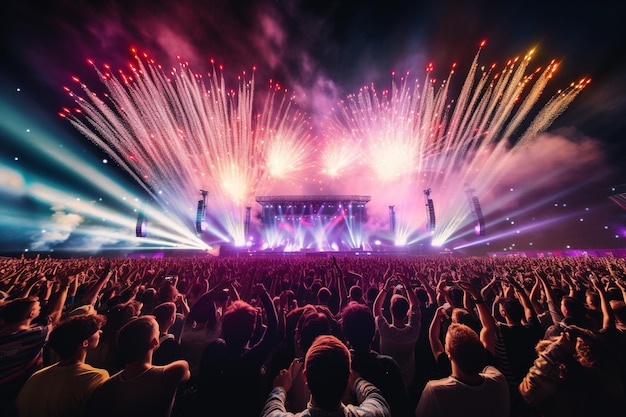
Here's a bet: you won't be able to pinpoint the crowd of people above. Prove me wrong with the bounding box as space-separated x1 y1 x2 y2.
1 253 625 416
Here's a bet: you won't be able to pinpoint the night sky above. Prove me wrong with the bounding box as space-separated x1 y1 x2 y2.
1 0 626 256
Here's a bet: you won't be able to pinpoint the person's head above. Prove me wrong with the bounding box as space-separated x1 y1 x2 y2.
186 292 215 328
49 314 106 359
415 287 429 305
606 287 623 302
221 300 257 349
585 289 600 309
117 316 159 364
571 328 608 369
390 294 409 321
153 302 177 333
102 301 141 338
285 306 310 343
296 309 332 355
303 274 314 289
340 302 375 352
445 287 464 308
316 287 331 306
451 308 474 327
138 287 157 303
0 297 40 325
498 297 524 323
187 282 209 307
365 287 379 305
561 296 586 322
536 326 611 370
158 282 178 303
304 335 351 411
445 323 485 375
311 280 323 296
348 285 363 303
138 288 158 313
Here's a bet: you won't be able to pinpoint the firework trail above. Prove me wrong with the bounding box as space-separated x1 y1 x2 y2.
64 51 313 246
324 43 589 246
64 43 588 249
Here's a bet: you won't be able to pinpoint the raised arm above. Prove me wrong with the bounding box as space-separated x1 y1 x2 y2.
506 275 537 322
397 273 419 309
415 270 436 307
480 274 501 301
457 280 496 355
373 275 394 318
428 307 448 360
528 275 546 315
81 269 113 307
14 274 44 299
332 256 348 312
256 283 278 339
535 270 562 325
46 276 70 325
591 275 615 331
519 331 577 407
559 270 578 298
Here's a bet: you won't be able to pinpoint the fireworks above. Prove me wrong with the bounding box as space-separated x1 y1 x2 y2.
65 52 314 246
65 44 588 249
324 46 589 246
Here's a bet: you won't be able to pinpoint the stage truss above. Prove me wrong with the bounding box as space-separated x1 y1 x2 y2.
255 195 371 251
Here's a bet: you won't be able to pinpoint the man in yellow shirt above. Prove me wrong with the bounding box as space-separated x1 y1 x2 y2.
17 314 109 417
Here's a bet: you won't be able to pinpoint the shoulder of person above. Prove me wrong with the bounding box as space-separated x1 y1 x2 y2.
374 354 405 376
525 316 541 327
375 352 397 365
28 323 51 335
481 365 506 381
163 359 190 381
83 363 110 379
375 314 389 327
159 333 175 344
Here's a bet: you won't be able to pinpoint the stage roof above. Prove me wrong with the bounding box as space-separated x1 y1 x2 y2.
255 195 371 205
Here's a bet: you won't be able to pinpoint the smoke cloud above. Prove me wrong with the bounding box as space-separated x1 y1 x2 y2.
30 205 84 251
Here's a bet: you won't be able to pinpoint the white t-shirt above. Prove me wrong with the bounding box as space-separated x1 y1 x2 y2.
376 308 421 386
415 366 510 417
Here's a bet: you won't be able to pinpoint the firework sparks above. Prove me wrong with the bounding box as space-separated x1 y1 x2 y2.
66 44 588 250
326 45 588 246
66 52 314 246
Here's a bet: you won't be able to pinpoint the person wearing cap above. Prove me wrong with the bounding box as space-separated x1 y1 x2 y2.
16 314 109 417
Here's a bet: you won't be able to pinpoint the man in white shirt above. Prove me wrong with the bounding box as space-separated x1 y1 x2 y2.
415 323 509 417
